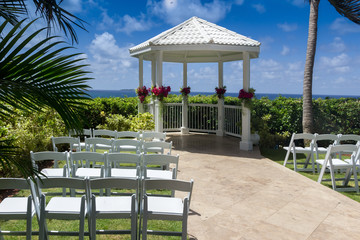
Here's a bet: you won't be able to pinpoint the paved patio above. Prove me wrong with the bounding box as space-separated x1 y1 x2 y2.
167 133 360 240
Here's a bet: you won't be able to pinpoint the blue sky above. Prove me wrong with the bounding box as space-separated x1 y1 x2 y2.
53 0 360 95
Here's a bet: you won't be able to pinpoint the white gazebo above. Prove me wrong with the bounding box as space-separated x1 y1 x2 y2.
129 16 260 151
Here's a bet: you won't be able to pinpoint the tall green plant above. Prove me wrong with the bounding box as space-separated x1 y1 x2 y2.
0 19 92 177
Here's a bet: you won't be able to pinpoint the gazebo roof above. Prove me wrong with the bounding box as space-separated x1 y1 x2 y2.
129 16 261 63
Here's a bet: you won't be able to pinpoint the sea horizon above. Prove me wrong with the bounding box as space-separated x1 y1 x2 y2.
87 89 360 100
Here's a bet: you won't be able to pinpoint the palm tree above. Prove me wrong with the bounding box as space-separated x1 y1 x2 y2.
303 0 360 133
0 1 91 178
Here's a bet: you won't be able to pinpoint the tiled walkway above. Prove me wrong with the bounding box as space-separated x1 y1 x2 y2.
167 133 360 240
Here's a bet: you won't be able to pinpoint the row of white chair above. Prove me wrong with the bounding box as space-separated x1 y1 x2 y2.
0 177 193 240
69 129 166 141
31 151 179 180
283 133 360 192
52 136 172 154
283 133 360 173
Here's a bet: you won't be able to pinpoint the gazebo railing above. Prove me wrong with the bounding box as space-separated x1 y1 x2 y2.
150 103 242 137
224 105 242 137
188 103 218 133
163 103 182 131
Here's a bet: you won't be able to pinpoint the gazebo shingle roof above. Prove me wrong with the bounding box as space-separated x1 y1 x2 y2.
129 16 260 53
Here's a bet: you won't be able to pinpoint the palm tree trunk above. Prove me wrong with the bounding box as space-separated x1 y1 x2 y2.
303 0 320 134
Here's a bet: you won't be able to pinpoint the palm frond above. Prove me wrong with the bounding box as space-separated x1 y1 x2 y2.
0 0 27 25
32 0 87 44
0 18 92 130
328 0 360 24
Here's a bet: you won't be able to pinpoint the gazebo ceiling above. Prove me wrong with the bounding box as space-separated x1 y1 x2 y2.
129 16 261 63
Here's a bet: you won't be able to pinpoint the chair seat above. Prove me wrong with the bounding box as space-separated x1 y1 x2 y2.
0 198 34 216
117 146 137 151
46 197 85 214
76 168 102 178
146 170 173 179
95 144 112 149
147 196 183 215
110 169 137 178
283 146 313 153
316 147 328 154
316 158 351 168
95 196 132 214
41 168 64 177
146 147 163 153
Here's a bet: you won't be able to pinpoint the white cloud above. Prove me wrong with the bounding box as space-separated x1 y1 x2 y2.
148 0 231 25
281 45 290 56
327 37 346 52
320 53 351 73
333 77 345 84
289 0 305 7
62 0 83 13
330 18 360 34
252 3 266 14
117 14 152 35
320 53 350 68
277 22 298 32
234 0 244 5
87 32 138 89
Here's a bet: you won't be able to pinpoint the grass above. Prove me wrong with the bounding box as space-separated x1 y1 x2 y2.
261 147 360 202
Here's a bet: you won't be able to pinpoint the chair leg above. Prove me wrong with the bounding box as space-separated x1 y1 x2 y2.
26 215 32 240
182 216 188 240
142 215 147 240
293 152 298 172
329 166 337 191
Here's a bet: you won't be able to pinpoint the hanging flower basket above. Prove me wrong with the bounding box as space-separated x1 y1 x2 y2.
215 86 226 99
150 85 171 101
136 86 149 103
238 88 255 107
180 86 191 96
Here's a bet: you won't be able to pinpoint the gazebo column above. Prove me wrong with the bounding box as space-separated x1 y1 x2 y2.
240 52 253 151
155 51 163 132
138 55 144 113
181 62 189 134
216 61 225 137
149 59 156 116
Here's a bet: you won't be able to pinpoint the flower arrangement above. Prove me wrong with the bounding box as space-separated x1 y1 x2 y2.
238 88 255 107
180 86 191 96
150 85 171 101
215 86 226 99
136 86 149 103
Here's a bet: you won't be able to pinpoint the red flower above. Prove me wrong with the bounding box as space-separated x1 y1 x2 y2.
136 86 149 102
150 85 171 100
238 89 254 99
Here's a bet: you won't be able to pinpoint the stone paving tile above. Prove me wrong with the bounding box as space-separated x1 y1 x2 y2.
167 133 360 240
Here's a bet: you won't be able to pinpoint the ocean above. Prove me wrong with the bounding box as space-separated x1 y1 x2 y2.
87 89 360 100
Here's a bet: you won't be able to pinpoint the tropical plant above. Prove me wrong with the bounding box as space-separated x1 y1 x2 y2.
0 18 91 178
303 0 360 133
0 0 86 43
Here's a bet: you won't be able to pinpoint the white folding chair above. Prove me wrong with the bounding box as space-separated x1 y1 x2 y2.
70 152 106 179
93 129 117 138
106 153 141 179
117 131 140 140
0 178 35 240
112 139 142 153
313 133 338 158
140 179 194 240
317 144 359 193
52 136 81 152
85 137 114 152
283 133 316 173
69 128 93 149
141 131 166 142
142 154 179 180
34 177 89 240
336 134 360 145
143 141 172 155
87 177 139 239
31 151 70 177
